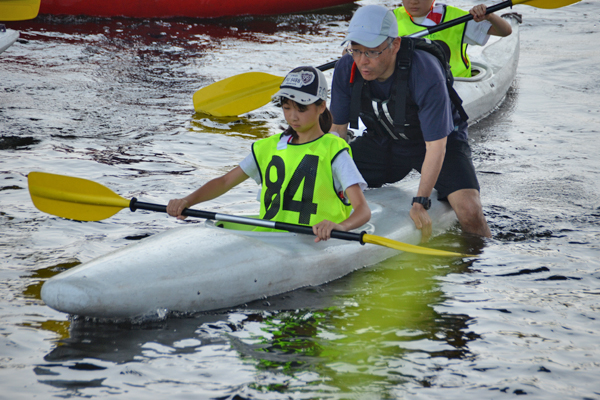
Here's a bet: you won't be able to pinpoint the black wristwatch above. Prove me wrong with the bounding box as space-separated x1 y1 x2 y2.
412 196 431 210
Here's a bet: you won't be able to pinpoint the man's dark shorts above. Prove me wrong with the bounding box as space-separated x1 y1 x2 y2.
350 134 480 200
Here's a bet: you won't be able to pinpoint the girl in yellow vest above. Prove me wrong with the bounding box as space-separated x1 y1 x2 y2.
394 1 513 77
167 66 371 243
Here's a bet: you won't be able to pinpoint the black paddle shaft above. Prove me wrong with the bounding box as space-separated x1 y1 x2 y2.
129 198 366 244
421 0 513 36
317 60 338 72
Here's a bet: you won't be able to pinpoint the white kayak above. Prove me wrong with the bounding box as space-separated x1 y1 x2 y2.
456 14 521 124
41 180 458 319
0 27 19 54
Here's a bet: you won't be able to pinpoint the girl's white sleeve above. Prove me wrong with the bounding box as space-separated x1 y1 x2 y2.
331 150 368 193
239 153 261 184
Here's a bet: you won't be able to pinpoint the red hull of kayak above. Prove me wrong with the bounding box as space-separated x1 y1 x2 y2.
39 0 355 18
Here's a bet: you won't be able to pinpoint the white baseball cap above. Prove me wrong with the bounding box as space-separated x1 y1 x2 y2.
342 5 399 48
272 66 328 106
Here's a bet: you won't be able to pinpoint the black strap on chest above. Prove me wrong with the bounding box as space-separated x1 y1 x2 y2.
393 38 413 133
349 68 363 130
348 37 468 137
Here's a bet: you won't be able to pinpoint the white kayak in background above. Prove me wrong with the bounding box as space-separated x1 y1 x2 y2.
41 180 459 319
456 14 521 124
0 26 19 54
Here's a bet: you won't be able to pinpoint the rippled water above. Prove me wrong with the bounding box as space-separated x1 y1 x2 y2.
1 1 599 399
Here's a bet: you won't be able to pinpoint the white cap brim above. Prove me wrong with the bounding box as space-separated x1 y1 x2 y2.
272 88 322 105
341 32 387 48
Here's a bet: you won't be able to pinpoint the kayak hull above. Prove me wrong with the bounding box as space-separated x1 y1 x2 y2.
41 181 458 319
39 0 355 18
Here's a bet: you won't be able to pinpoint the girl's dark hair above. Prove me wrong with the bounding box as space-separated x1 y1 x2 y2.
280 98 332 140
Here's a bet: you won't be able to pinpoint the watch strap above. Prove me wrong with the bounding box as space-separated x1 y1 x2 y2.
412 196 431 210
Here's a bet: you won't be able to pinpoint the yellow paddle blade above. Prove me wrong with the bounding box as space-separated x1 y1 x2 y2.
28 172 130 222
193 72 284 116
516 0 580 9
363 234 474 257
0 0 40 21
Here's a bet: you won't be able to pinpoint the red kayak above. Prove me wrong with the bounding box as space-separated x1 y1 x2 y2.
39 0 355 18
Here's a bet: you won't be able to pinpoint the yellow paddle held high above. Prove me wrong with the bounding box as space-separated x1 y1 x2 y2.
192 0 581 116
28 171 474 258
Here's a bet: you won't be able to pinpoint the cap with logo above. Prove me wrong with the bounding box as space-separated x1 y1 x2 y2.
342 5 398 48
272 66 328 106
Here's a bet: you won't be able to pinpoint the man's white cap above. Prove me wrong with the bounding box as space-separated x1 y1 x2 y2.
342 5 399 48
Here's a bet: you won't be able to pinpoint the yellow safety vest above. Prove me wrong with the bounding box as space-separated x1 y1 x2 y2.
394 5 472 78
252 133 353 228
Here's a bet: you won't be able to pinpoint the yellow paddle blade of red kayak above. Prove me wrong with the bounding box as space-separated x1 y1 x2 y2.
28 172 130 221
517 0 580 9
193 72 284 116
362 234 474 257
0 0 40 21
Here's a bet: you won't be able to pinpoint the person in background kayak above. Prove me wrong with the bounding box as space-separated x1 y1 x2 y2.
330 5 491 238
167 66 371 243
395 0 512 78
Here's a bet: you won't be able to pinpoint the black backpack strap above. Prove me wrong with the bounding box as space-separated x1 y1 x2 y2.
348 62 363 130
449 86 469 122
394 38 414 133
426 39 469 123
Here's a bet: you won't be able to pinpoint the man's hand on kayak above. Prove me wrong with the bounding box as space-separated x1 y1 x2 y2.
410 204 432 243
167 198 190 220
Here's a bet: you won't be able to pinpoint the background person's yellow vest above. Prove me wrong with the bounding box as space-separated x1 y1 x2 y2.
394 5 471 78
252 133 353 228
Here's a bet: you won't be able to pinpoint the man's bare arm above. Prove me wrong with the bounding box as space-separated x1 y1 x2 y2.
331 123 349 142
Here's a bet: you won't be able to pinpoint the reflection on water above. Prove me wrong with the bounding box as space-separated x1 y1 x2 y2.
190 111 277 140
314 255 479 395
21 319 71 341
44 314 227 364
22 260 81 301
0 136 42 150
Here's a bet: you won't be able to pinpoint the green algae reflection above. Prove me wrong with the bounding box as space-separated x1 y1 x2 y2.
241 251 479 397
